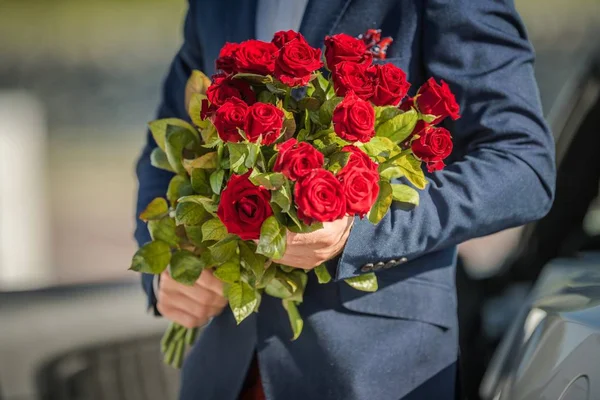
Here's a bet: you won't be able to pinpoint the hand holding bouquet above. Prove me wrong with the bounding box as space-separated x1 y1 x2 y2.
131 30 460 367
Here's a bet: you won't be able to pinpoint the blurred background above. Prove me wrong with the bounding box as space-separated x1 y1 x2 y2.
0 0 599 399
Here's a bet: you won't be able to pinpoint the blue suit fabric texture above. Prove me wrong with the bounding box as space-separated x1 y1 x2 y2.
134 0 556 399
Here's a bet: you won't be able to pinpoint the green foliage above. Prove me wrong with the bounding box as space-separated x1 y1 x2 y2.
391 184 419 209
257 216 286 259
209 235 239 263
175 201 208 226
327 151 351 174
250 172 285 190
375 108 418 143
368 181 393 224
319 96 343 126
148 217 179 247
228 281 259 324
167 175 188 206
188 93 210 129
214 256 241 284
184 152 218 171
228 143 249 174
271 181 292 212
148 118 196 153
359 137 397 159
190 168 212 196
169 250 204 285
210 170 225 196
139 198 169 221
245 143 260 169
239 241 267 282
314 264 332 284
150 147 176 173
345 273 378 292
233 73 272 85
378 164 404 181
201 218 227 242
201 123 220 148
282 299 304 340
396 154 427 190
178 195 218 213
184 225 204 247
165 124 199 175
130 241 171 274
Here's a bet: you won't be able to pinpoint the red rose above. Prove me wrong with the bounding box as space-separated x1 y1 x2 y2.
213 98 248 143
399 96 415 112
332 62 375 100
215 42 239 74
244 102 284 145
273 139 324 181
370 64 411 106
332 91 376 143
272 30 302 48
200 98 217 120
324 33 373 70
234 40 278 76
341 145 378 172
400 119 427 149
294 169 346 224
337 167 380 217
411 123 453 172
416 78 460 124
217 171 273 240
206 73 256 107
274 35 323 87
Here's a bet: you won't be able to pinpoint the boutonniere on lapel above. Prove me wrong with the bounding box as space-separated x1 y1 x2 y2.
357 28 394 60
132 29 461 368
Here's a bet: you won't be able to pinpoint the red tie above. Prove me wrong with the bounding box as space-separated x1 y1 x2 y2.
239 355 266 400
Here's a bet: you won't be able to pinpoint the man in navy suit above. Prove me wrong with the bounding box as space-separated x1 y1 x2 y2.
135 0 556 398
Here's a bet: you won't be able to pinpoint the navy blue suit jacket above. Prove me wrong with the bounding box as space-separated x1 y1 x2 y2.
135 0 555 399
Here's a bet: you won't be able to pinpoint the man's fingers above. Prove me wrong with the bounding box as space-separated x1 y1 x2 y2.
196 270 225 298
161 270 227 307
156 303 208 329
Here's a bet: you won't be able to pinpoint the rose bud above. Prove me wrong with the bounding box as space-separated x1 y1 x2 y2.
273 139 324 181
370 63 411 106
217 171 273 240
272 30 303 48
332 61 376 100
215 42 240 74
244 102 284 145
234 40 278 76
213 98 248 143
324 33 373 70
332 91 376 143
274 33 323 87
411 123 453 172
294 169 347 224
415 78 460 124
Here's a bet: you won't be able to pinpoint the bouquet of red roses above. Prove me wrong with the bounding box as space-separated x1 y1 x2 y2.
131 30 459 367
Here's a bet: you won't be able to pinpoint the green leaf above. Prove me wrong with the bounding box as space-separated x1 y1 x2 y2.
298 97 322 111
188 93 210 129
201 123 220 148
264 274 294 298
378 164 404 181
245 143 260 169
201 218 227 242
282 114 297 140
249 172 285 190
271 181 292 212
359 137 397 159
327 151 351 174
130 241 171 274
178 195 218 213
165 124 199 175
239 241 267 281
257 262 277 288
167 175 188 206
396 154 427 190
257 90 278 104
344 273 379 292
420 113 438 123
184 225 204 246
233 73 272 85
150 147 176 173
175 201 208 226
374 106 403 127
183 152 218 172
391 184 419 209
319 97 343 126
257 216 286 260
169 250 203 285
148 118 196 153
206 171 223 196
228 281 259 324
368 180 393 224
282 300 304 340
190 168 212 196
266 82 287 95
228 143 248 174
287 219 323 234
148 217 179 247
139 198 169 221
376 108 418 143
314 264 332 284
285 269 308 302
213 256 241 284
209 235 239 263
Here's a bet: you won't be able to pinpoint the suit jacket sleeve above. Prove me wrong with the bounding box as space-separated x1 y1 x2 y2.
134 2 205 313
336 0 556 280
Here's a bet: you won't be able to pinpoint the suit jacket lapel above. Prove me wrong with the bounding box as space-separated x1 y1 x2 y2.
299 0 354 48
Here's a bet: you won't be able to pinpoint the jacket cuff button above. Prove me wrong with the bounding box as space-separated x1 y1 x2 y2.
373 261 385 271
383 260 397 269
360 263 374 273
